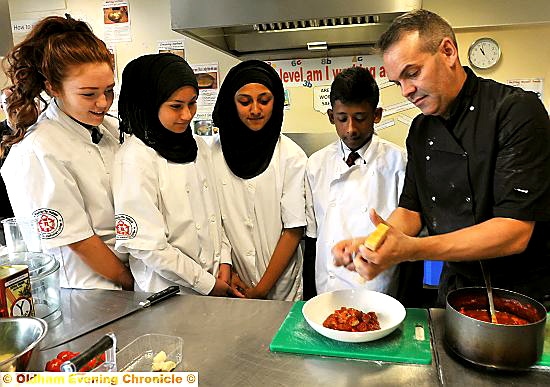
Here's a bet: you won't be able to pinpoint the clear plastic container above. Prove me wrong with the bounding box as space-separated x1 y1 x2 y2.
0 252 61 323
1 217 43 254
116 334 183 372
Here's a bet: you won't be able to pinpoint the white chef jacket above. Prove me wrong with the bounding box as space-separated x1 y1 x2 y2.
305 135 407 295
211 135 307 301
0 101 127 289
112 135 231 295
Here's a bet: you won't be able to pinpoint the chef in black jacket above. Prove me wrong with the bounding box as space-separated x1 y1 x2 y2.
0 87 15 244
333 10 550 308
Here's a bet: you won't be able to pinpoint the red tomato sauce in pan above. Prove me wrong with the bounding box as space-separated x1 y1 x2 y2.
453 295 542 325
323 307 381 332
459 308 530 325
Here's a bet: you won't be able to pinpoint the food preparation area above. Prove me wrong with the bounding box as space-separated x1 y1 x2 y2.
26 289 550 386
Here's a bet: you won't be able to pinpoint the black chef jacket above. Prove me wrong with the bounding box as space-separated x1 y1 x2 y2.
399 67 550 306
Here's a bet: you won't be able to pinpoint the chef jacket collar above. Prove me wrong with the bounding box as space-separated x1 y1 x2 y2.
340 136 373 164
48 99 104 143
53 98 103 142
439 66 479 130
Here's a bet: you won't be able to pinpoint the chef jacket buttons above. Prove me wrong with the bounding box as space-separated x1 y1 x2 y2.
203 182 208 190
465 196 471 203
431 196 436 202
210 215 216 223
328 272 335 279
195 223 201 230
426 156 431 161
462 152 468 158
469 106 475 111
247 250 254 256
428 140 434 146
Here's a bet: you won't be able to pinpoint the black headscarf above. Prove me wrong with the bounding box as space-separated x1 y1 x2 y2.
213 60 284 179
118 53 199 163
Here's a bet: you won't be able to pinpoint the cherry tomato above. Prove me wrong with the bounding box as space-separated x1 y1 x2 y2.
45 358 63 372
57 351 78 362
83 353 107 371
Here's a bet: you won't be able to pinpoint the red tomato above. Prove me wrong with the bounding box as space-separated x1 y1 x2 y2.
80 357 100 372
45 358 63 372
57 351 78 362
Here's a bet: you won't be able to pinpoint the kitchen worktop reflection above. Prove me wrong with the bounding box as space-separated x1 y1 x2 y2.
39 289 151 350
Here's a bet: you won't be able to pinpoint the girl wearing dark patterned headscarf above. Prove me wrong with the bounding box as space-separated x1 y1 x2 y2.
113 53 238 297
211 60 307 301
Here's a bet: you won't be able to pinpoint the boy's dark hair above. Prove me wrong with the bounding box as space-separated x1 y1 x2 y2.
329 66 379 108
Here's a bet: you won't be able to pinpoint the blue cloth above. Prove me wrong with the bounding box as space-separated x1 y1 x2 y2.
423 261 443 286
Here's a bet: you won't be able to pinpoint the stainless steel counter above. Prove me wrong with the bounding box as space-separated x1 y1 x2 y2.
27 290 549 386
30 290 437 386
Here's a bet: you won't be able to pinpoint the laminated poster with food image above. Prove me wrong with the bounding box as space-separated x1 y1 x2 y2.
192 112 214 137
191 62 219 108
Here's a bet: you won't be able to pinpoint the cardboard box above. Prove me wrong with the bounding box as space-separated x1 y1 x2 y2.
0 265 35 317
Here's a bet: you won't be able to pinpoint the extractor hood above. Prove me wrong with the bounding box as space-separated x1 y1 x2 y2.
170 0 422 60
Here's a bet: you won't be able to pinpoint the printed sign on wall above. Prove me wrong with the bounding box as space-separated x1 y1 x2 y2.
267 55 387 88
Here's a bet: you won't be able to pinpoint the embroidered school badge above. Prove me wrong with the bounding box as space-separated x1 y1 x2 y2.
115 214 138 239
33 208 64 239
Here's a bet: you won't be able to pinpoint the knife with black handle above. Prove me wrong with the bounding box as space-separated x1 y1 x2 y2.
139 285 180 308
42 286 181 350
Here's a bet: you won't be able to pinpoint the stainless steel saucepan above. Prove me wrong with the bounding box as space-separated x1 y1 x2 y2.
445 287 547 370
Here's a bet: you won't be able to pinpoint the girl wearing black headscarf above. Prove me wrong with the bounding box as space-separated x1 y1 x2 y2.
113 53 240 297
212 60 307 301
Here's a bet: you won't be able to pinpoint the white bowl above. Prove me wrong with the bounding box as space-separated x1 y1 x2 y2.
302 289 406 343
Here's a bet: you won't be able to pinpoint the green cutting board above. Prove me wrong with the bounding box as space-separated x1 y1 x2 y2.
537 313 550 367
270 302 432 365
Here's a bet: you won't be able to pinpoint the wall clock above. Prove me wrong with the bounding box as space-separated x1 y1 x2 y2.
468 37 501 69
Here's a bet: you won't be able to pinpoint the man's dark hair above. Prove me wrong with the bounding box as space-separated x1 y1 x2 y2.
329 66 379 108
377 9 457 54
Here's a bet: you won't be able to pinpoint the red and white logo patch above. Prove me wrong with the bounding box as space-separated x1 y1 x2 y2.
33 208 64 239
115 214 138 240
